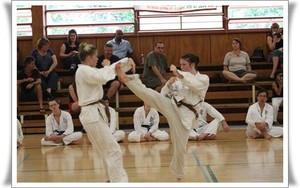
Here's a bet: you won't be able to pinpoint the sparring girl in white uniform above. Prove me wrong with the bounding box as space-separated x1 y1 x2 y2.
75 42 132 182
116 54 209 179
128 102 169 142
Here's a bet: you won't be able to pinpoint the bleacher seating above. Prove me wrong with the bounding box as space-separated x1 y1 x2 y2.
17 62 283 134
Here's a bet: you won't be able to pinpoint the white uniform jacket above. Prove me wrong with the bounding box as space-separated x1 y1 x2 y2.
161 70 209 129
45 110 74 136
245 102 274 134
133 106 160 134
197 102 225 125
75 58 132 125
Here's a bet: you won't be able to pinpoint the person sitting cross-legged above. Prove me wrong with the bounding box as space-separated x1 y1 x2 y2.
105 100 126 142
245 89 283 139
128 101 169 142
41 99 82 146
189 102 230 141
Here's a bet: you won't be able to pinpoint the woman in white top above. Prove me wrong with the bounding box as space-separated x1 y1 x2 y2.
128 101 169 142
75 42 133 182
222 38 257 83
115 53 209 180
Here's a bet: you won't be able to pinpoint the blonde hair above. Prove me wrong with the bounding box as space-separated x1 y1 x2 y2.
78 42 97 62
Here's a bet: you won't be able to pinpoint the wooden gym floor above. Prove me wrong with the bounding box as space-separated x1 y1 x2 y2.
15 127 286 187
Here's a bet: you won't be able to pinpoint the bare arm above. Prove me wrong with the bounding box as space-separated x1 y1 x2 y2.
223 65 229 71
272 81 283 96
151 66 167 83
69 85 78 102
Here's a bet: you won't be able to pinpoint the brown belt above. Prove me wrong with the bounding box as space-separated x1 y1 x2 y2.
173 98 201 119
83 99 110 123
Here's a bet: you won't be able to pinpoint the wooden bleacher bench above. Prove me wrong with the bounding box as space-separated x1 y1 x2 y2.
19 62 283 133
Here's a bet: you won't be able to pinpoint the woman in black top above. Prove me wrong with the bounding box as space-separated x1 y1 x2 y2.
59 29 81 73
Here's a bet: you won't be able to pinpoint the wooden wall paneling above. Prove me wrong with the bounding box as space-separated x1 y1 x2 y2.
155 34 211 67
132 36 155 58
242 33 269 59
211 34 237 66
96 37 112 57
17 39 34 62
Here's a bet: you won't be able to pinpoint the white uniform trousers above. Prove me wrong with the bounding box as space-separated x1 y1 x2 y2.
17 119 24 145
113 130 126 142
246 125 283 138
189 119 220 140
41 132 83 146
83 121 128 182
125 77 190 178
272 97 283 122
128 129 169 142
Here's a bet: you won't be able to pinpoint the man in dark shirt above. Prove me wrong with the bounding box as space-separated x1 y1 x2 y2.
17 56 45 113
97 43 121 102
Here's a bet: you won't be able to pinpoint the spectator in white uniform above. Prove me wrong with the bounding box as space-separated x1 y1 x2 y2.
40 99 82 146
75 42 131 182
115 53 209 180
246 89 283 139
128 101 169 142
17 119 24 148
189 102 229 141
105 100 125 142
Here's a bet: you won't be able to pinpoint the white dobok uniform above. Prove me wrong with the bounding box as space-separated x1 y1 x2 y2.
272 97 283 122
75 59 131 182
108 106 125 142
189 102 225 140
17 119 24 145
41 110 82 146
124 68 209 178
128 105 169 142
245 102 283 138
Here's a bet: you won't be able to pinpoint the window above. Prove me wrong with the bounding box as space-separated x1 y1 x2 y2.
137 5 224 31
16 5 32 36
45 5 135 35
228 5 283 29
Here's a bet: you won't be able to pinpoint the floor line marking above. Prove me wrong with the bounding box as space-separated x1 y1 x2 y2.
17 154 29 169
192 149 210 182
206 165 218 182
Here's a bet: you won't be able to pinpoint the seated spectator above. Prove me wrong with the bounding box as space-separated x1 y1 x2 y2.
68 80 81 114
97 43 122 102
41 99 82 146
105 101 125 142
106 29 140 65
266 23 283 78
272 71 283 125
17 119 24 148
245 89 283 139
189 102 229 141
222 38 257 83
59 29 81 73
142 42 168 92
17 56 44 113
31 37 58 100
128 101 169 142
